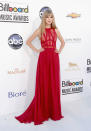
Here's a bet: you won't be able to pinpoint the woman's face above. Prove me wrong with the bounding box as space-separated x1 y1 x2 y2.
45 14 53 26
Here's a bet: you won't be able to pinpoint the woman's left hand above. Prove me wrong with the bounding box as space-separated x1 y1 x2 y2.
54 48 61 54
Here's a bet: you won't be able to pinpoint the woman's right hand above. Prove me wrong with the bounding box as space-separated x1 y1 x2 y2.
36 47 45 53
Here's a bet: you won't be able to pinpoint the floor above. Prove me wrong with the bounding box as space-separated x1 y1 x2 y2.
0 94 91 131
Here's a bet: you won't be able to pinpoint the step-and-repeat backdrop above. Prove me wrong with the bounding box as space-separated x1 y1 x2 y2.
0 0 91 115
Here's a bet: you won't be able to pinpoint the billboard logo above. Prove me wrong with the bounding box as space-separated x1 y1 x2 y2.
0 3 28 13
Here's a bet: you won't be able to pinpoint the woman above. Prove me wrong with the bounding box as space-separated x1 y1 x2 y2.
15 9 65 125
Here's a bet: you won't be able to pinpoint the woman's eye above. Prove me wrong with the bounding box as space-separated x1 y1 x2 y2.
46 16 53 18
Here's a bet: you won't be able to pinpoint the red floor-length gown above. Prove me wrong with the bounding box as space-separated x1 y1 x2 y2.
15 27 64 125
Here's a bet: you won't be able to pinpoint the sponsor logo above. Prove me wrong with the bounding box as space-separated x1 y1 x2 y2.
65 37 82 43
8 91 26 98
66 12 81 18
8 34 23 49
87 59 91 73
65 62 80 71
0 3 28 13
39 6 52 19
8 68 26 74
0 2 29 23
62 79 83 95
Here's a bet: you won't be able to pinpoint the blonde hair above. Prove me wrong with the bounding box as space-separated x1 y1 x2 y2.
39 9 57 40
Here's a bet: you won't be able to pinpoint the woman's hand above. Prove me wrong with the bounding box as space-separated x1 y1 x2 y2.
54 48 61 54
36 47 45 53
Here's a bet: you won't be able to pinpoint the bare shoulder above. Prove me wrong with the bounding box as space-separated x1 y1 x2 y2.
55 28 65 42
33 27 40 35
55 28 60 34
55 28 63 38
26 27 41 43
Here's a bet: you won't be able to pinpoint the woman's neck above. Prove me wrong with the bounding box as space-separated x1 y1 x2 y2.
45 25 51 28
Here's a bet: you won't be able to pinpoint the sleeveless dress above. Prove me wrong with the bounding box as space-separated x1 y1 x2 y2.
15 27 64 125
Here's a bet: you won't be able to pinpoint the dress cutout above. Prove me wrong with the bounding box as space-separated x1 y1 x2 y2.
15 27 64 125
41 28 57 49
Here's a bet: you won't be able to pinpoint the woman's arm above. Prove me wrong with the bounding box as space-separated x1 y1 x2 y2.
26 27 41 53
55 28 65 53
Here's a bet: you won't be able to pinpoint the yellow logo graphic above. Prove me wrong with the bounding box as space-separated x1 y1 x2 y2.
67 13 81 18
65 62 80 71
8 68 26 74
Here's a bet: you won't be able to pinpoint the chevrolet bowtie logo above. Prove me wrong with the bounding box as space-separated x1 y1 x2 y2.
66 13 81 18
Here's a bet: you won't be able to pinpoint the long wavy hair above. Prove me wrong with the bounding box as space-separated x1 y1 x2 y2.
39 9 57 40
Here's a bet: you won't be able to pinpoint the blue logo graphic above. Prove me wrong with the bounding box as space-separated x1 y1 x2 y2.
39 6 52 19
8 34 23 49
8 91 26 98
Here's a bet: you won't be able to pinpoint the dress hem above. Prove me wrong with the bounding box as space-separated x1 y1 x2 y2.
15 115 64 125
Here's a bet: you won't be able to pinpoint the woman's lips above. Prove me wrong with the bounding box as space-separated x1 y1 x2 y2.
48 21 50 22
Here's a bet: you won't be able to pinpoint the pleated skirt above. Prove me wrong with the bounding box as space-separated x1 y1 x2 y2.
15 48 64 125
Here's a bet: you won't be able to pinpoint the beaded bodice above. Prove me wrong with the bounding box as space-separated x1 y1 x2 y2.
41 28 57 49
